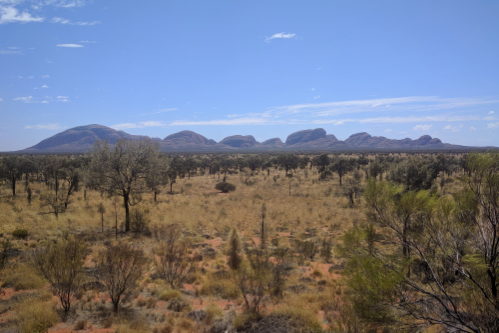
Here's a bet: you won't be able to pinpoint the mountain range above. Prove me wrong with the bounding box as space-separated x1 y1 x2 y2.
20 124 478 152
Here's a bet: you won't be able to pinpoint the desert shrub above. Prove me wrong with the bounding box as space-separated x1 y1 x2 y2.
200 278 240 299
130 208 150 233
175 316 195 332
168 297 192 312
0 240 12 270
159 289 182 301
154 224 192 289
270 305 323 333
74 320 87 330
31 236 89 314
215 182 236 193
96 242 148 312
1 264 46 290
16 297 60 333
205 303 224 324
115 316 150 333
12 229 28 239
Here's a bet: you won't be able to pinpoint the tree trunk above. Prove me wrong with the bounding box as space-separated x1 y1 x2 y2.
11 176 16 197
339 174 343 186
123 191 130 232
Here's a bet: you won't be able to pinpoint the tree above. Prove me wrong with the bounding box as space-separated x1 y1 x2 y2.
96 242 148 312
0 155 26 196
88 139 164 232
330 157 355 185
247 155 262 172
227 228 243 270
313 153 331 180
276 154 299 175
154 224 192 289
32 236 88 315
339 152 499 333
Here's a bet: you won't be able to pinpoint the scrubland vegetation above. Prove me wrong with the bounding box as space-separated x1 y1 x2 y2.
0 139 496 332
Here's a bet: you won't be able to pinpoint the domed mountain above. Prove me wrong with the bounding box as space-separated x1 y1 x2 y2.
23 124 146 152
19 124 474 152
218 135 258 148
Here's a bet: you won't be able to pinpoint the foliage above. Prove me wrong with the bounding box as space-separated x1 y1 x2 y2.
215 181 236 193
96 241 148 312
12 229 29 239
32 236 89 313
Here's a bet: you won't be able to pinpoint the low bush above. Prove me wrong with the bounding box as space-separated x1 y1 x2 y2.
159 289 182 301
1 264 46 291
12 229 29 239
215 182 236 193
200 278 240 299
16 296 60 333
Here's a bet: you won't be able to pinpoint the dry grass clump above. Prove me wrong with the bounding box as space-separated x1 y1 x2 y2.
205 302 224 323
159 288 182 301
15 292 60 333
200 277 240 299
0 263 46 290
115 316 151 333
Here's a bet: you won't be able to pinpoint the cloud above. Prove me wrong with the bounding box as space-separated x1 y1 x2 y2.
443 125 460 132
265 32 296 42
487 123 499 129
384 129 392 132
167 96 499 127
13 96 33 103
489 111 495 114
413 124 432 131
80 40 97 43
56 44 84 48
470 127 476 131
41 100 49 103
41 85 48 88
25 123 66 130
313 95 320 100
0 49 21 54
0 5 44 24
41 75 50 78
134 108 178 117
51 17 100 25
111 121 167 130
56 96 69 102
0 98 3 101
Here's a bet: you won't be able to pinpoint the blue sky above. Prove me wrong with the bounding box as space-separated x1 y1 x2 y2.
1 0 498 151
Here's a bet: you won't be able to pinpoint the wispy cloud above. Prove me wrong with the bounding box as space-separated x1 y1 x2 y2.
0 5 44 24
13 96 33 103
413 124 432 131
133 108 178 117
489 111 495 114
0 49 22 54
41 85 49 88
25 123 66 130
56 96 69 102
265 32 296 43
443 124 463 132
487 123 499 129
167 96 499 127
41 75 50 78
56 43 84 48
51 17 100 25
80 40 97 43
470 127 477 131
111 121 167 130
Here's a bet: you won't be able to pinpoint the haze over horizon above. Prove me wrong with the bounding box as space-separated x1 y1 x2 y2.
1 0 498 151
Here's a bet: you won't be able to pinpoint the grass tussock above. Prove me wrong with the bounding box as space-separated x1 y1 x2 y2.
15 293 60 333
1 264 46 291
200 278 240 299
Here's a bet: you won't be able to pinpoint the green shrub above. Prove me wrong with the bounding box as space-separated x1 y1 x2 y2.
215 182 236 193
159 289 182 301
12 229 28 239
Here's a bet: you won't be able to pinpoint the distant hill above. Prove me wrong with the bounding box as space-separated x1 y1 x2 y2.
20 124 484 153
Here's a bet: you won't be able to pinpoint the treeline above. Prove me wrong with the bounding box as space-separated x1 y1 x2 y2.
0 139 469 230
